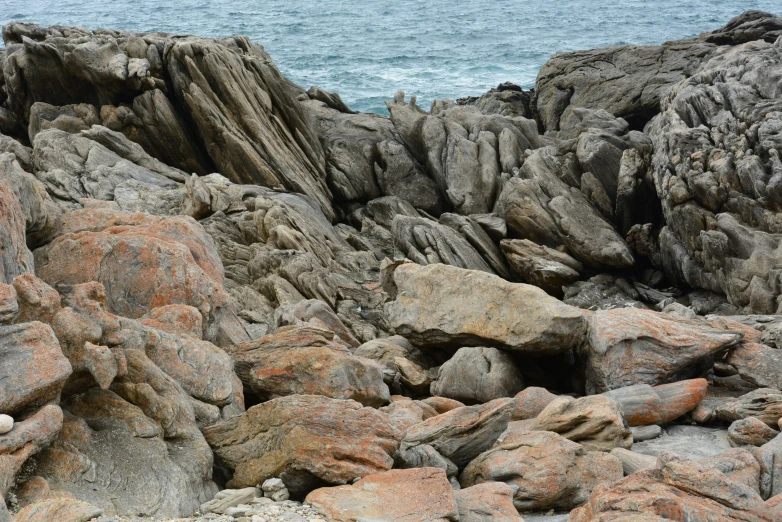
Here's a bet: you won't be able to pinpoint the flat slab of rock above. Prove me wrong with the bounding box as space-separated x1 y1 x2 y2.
305 468 459 522
203 395 403 495
631 425 731 461
10 498 103 522
385 263 586 355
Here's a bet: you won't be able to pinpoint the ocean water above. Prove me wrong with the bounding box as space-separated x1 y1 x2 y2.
1 1 779 114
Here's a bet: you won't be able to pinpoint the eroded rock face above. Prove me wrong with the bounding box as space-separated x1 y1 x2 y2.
0 322 71 415
227 325 389 406
570 452 778 522
461 430 623 512
531 394 632 452
716 389 782 428
385 263 586 355
0 180 33 284
603 379 708 426
10 498 103 522
397 399 514 469
305 468 459 522
203 395 404 495
646 35 782 314
454 482 522 522
535 11 782 132
581 308 743 393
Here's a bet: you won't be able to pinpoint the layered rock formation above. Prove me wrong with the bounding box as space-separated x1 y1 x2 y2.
0 9 781 522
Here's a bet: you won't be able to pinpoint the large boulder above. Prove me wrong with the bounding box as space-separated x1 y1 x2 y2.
0 322 71 415
430 347 523 405
397 399 514 470
603 379 709 426
0 405 63 497
531 394 633 452
570 452 778 521
227 326 389 407
645 29 782 314
461 430 622 512
494 147 634 270
34 346 218 517
385 263 586 355
716 389 782 428
34 209 247 346
500 238 582 296
305 468 459 522
10 498 103 522
581 308 743 393
728 343 782 390
202 395 404 496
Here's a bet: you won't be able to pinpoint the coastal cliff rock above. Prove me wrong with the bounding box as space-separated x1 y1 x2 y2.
0 10 781 522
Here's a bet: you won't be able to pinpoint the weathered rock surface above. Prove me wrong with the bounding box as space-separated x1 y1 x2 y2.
0 322 71 415
306 468 459 522
728 417 779 447
581 308 743 393
385 263 586 355
531 394 633 452
716 389 782 428
203 395 403 495
10 498 103 522
603 379 708 426
454 482 522 522
461 430 623 511
227 326 389 406
500 239 581 296
570 452 778 521
430 347 523 404
0 181 33 284
397 399 514 469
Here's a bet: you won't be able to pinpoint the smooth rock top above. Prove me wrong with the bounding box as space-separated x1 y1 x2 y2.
385 262 587 355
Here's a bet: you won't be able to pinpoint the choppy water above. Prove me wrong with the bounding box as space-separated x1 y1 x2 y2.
1 1 779 113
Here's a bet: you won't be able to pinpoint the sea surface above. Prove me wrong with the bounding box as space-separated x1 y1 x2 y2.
1 1 779 113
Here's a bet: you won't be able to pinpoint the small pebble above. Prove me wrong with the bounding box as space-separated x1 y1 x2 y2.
0 414 14 435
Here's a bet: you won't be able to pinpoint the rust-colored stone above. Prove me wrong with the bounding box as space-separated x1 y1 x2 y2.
511 386 558 420
202 395 404 494
305 468 459 522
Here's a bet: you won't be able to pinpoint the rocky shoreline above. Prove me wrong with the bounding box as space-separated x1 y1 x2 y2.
1 9 782 522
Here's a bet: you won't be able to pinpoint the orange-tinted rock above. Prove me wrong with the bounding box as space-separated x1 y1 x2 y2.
0 285 17 325
454 482 523 522
0 322 71 415
305 468 459 522
570 452 777 522
34 210 246 345
202 395 404 495
531 394 632 452
605 379 708 427
581 308 743 393
0 181 33 285
752 432 782 499
708 448 762 494
422 397 466 415
380 398 438 432
461 430 622 511
10 498 103 522
228 326 389 406
0 405 63 497
768 492 782 512
11 274 61 325
385 263 587 355
511 386 558 420
139 305 203 339
728 417 779 447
